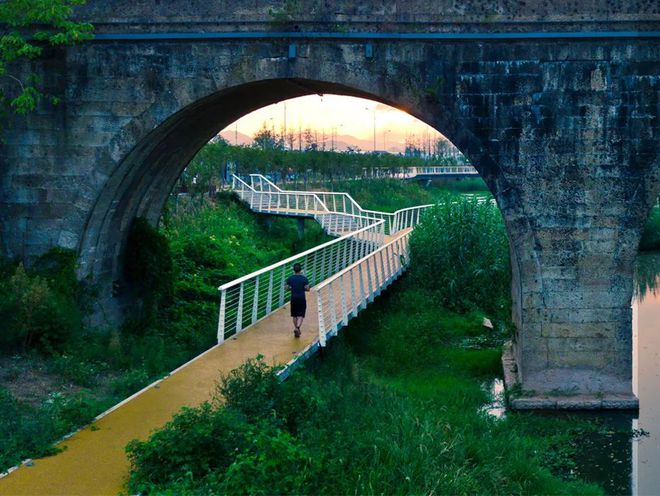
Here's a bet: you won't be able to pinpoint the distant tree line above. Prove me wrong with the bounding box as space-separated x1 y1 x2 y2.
176 130 470 201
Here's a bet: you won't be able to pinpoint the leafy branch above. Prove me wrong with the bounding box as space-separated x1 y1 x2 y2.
0 0 93 120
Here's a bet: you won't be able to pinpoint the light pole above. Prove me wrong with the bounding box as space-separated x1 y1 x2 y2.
384 129 392 152
365 106 376 152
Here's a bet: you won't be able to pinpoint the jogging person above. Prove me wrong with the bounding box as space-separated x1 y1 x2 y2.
286 263 310 338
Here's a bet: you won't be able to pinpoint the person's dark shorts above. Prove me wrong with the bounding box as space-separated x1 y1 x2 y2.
290 297 307 317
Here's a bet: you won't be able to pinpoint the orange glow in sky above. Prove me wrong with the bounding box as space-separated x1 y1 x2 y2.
220 94 447 153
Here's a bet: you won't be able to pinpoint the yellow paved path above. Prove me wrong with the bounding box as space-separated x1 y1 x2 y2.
0 230 407 496
0 297 320 496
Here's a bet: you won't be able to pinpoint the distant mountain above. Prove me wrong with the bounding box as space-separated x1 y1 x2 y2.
219 130 253 146
218 130 405 153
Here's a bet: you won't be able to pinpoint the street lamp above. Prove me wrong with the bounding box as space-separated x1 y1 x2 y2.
365 106 376 152
383 129 392 152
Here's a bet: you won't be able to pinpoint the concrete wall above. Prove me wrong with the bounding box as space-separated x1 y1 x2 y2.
0 3 658 400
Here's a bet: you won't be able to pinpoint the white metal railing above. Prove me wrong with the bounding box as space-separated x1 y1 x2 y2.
216 219 384 342
232 175 383 237
410 166 478 176
218 172 437 347
315 231 411 345
245 174 435 236
362 165 478 179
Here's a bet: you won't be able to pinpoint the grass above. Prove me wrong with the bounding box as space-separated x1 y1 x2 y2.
125 282 604 495
308 177 491 213
124 194 605 495
0 193 329 473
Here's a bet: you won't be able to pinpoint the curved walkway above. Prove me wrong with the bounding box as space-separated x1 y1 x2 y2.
0 177 426 495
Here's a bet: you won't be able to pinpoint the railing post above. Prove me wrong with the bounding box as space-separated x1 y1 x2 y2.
317 290 327 347
327 281 338 336
379 250 388 286
365 256 374 303
358 261 367 310
373 252 382 296
279 268 286 307
339 274 349 327
252 276 259 324
386 243 394 280
217 289 226 344
266 272 274 314
349 267 358 318
236 282 244 334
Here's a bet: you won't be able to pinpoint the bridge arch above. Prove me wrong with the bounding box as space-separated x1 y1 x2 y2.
79 77 515 297
2 26 657 405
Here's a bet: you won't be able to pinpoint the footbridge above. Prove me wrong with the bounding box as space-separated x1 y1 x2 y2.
0 176 431 496
365 165 480 181
220 173 430 347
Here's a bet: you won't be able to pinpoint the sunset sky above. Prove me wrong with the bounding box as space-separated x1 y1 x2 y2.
220 94 448 153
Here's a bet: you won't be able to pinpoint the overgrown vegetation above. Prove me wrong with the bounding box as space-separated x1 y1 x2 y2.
0 193 328 472
640 205 660 252
124 195 605 495
410 198 510 317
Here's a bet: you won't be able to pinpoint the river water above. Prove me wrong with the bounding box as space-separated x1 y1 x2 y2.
570 253 660 495
632 253 660 496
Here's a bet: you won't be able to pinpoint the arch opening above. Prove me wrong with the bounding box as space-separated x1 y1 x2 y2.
79 77 511 322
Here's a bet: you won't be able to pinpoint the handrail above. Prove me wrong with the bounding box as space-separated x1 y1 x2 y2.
218 217 385 290
217 175 390 342
314 231 412 345
219 172 437 346
247 173 437 235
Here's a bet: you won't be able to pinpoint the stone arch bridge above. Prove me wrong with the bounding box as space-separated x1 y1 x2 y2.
0 1 658 405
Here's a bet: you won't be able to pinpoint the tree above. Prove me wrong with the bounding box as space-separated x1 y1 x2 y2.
0 0 93 123
302 128 317 151
252 127 283 151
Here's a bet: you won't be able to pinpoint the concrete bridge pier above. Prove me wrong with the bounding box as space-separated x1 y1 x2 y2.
494 150 659 410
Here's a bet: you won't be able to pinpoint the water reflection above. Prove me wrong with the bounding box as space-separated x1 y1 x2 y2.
632 253 660 496
491 254 659 495
573 253 660 495
634 253 660 300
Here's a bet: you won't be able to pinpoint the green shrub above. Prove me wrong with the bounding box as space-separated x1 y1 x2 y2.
221 428 320 496
110 368 151 398
126 404 251 492
409 196 511 317
124 217 175 316
48 354 103 387
0 261 82 354
0 387 106 470
217 356 280 421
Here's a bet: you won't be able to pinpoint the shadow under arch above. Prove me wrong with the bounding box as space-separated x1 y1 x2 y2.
78 77 519 320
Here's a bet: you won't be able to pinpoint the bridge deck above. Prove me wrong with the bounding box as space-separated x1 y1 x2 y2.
0 230 408 496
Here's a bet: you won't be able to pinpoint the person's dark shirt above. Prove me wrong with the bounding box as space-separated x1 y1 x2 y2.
287 274 309 300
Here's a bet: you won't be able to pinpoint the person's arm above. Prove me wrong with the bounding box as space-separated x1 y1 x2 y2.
304 277 310 291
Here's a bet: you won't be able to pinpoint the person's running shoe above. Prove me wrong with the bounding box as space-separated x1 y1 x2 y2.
294 328 301 338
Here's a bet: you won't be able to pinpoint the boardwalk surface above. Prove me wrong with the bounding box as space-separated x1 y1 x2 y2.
0 298 320 496
0 230 408 496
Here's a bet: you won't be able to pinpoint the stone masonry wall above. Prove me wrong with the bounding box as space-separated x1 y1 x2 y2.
0 15 658 399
